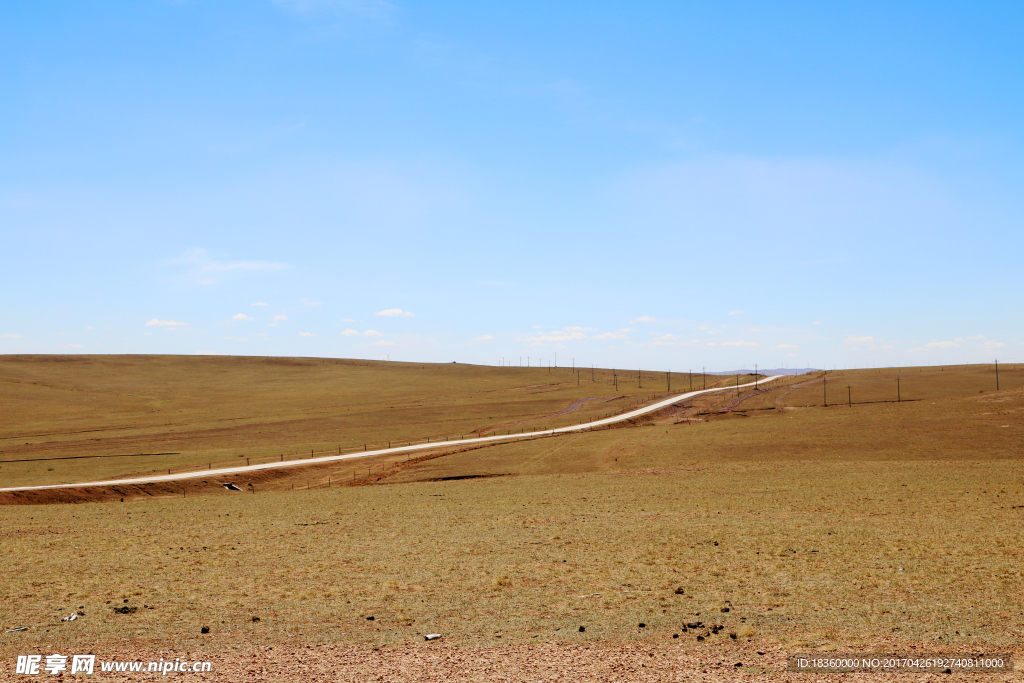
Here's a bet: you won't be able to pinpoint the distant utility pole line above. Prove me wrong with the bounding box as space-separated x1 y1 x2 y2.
995 359 1000 390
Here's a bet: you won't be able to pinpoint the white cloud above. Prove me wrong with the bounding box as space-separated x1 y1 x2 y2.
62 343 84 349
723 340 758 347
922 340 958 349
299 332 315 337
375 308 414 318
631 316 656 323
983 341 1006 350
592 329 630 340
342 318 355 322
224 336 248 342
845 336 874 345
532 325 542 329
474 335 494 341
1 333 23 338
728 310 744 316
272 315 287 321
251 302 268 307
145 319 188 327
364 330 383 337
232 313 253 321
774 344 799 350
812 321 823 325
85 326 95 331
373 340 396 346
340 329 360 336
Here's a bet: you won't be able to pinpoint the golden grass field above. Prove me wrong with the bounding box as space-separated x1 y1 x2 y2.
1 356 1022 680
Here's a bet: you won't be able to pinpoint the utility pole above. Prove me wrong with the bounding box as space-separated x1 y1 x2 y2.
667 369 671 393
689 369 692 391
897 376 901 403
754 364 758 390
703 366 706 390
823 375 827 407
736 373 739 396
995 359 1000 390
592 365 594 382
638 368 642 389
848 385 852 407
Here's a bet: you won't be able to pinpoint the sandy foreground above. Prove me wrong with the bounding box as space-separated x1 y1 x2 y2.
7 641 1018 682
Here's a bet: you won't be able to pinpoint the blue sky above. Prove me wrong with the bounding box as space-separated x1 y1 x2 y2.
2 1 1022 370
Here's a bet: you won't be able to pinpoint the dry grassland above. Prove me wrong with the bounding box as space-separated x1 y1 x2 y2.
1 357 1022 681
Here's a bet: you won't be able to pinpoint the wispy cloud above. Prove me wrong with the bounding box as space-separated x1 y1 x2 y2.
774 344 799 350
631 316 656 323
224 336 248 342
517 328 592 344
62 343 84 349
373 340 396 346
812 321 823 325
298 332 315 337
340 329 360 336
273 0 394 21
364 330 383 337
722 340 758 347
145 319 188 328
167 248 288 286
474 335 494 341
251 302 268 307
728 310 744 316
232 313 253 321
1 333 23 338
375 308 414 318
845 335 875 345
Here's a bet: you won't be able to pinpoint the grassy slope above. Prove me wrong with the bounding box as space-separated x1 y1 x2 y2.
1 355 713 488
1 357 1022 660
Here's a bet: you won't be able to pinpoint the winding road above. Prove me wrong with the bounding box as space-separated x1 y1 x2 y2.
1 376 782 492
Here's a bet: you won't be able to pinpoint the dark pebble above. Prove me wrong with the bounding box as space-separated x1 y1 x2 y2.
579 626 585 632
252 617 260 622
638 623 646 628
730 633 737 640
200 627 210 634
721 607 730 612
366 616 375 621
674 587 685 594
734 662 743 667
672 634 679 639
696 635 704 641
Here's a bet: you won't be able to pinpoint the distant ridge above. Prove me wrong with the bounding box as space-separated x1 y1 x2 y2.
708 368 819 376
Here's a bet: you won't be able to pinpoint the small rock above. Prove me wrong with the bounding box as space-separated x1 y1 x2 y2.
730 633 737 640
366 616 375 621
674 587 685 594
672 634 679 639
638 623 646 628
424 634 441 641
721 607 730 612
200 626 210 634
252 617 261 622
734 662 743 667
696 635 704 642
757 651 765 655
579 626 585 632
